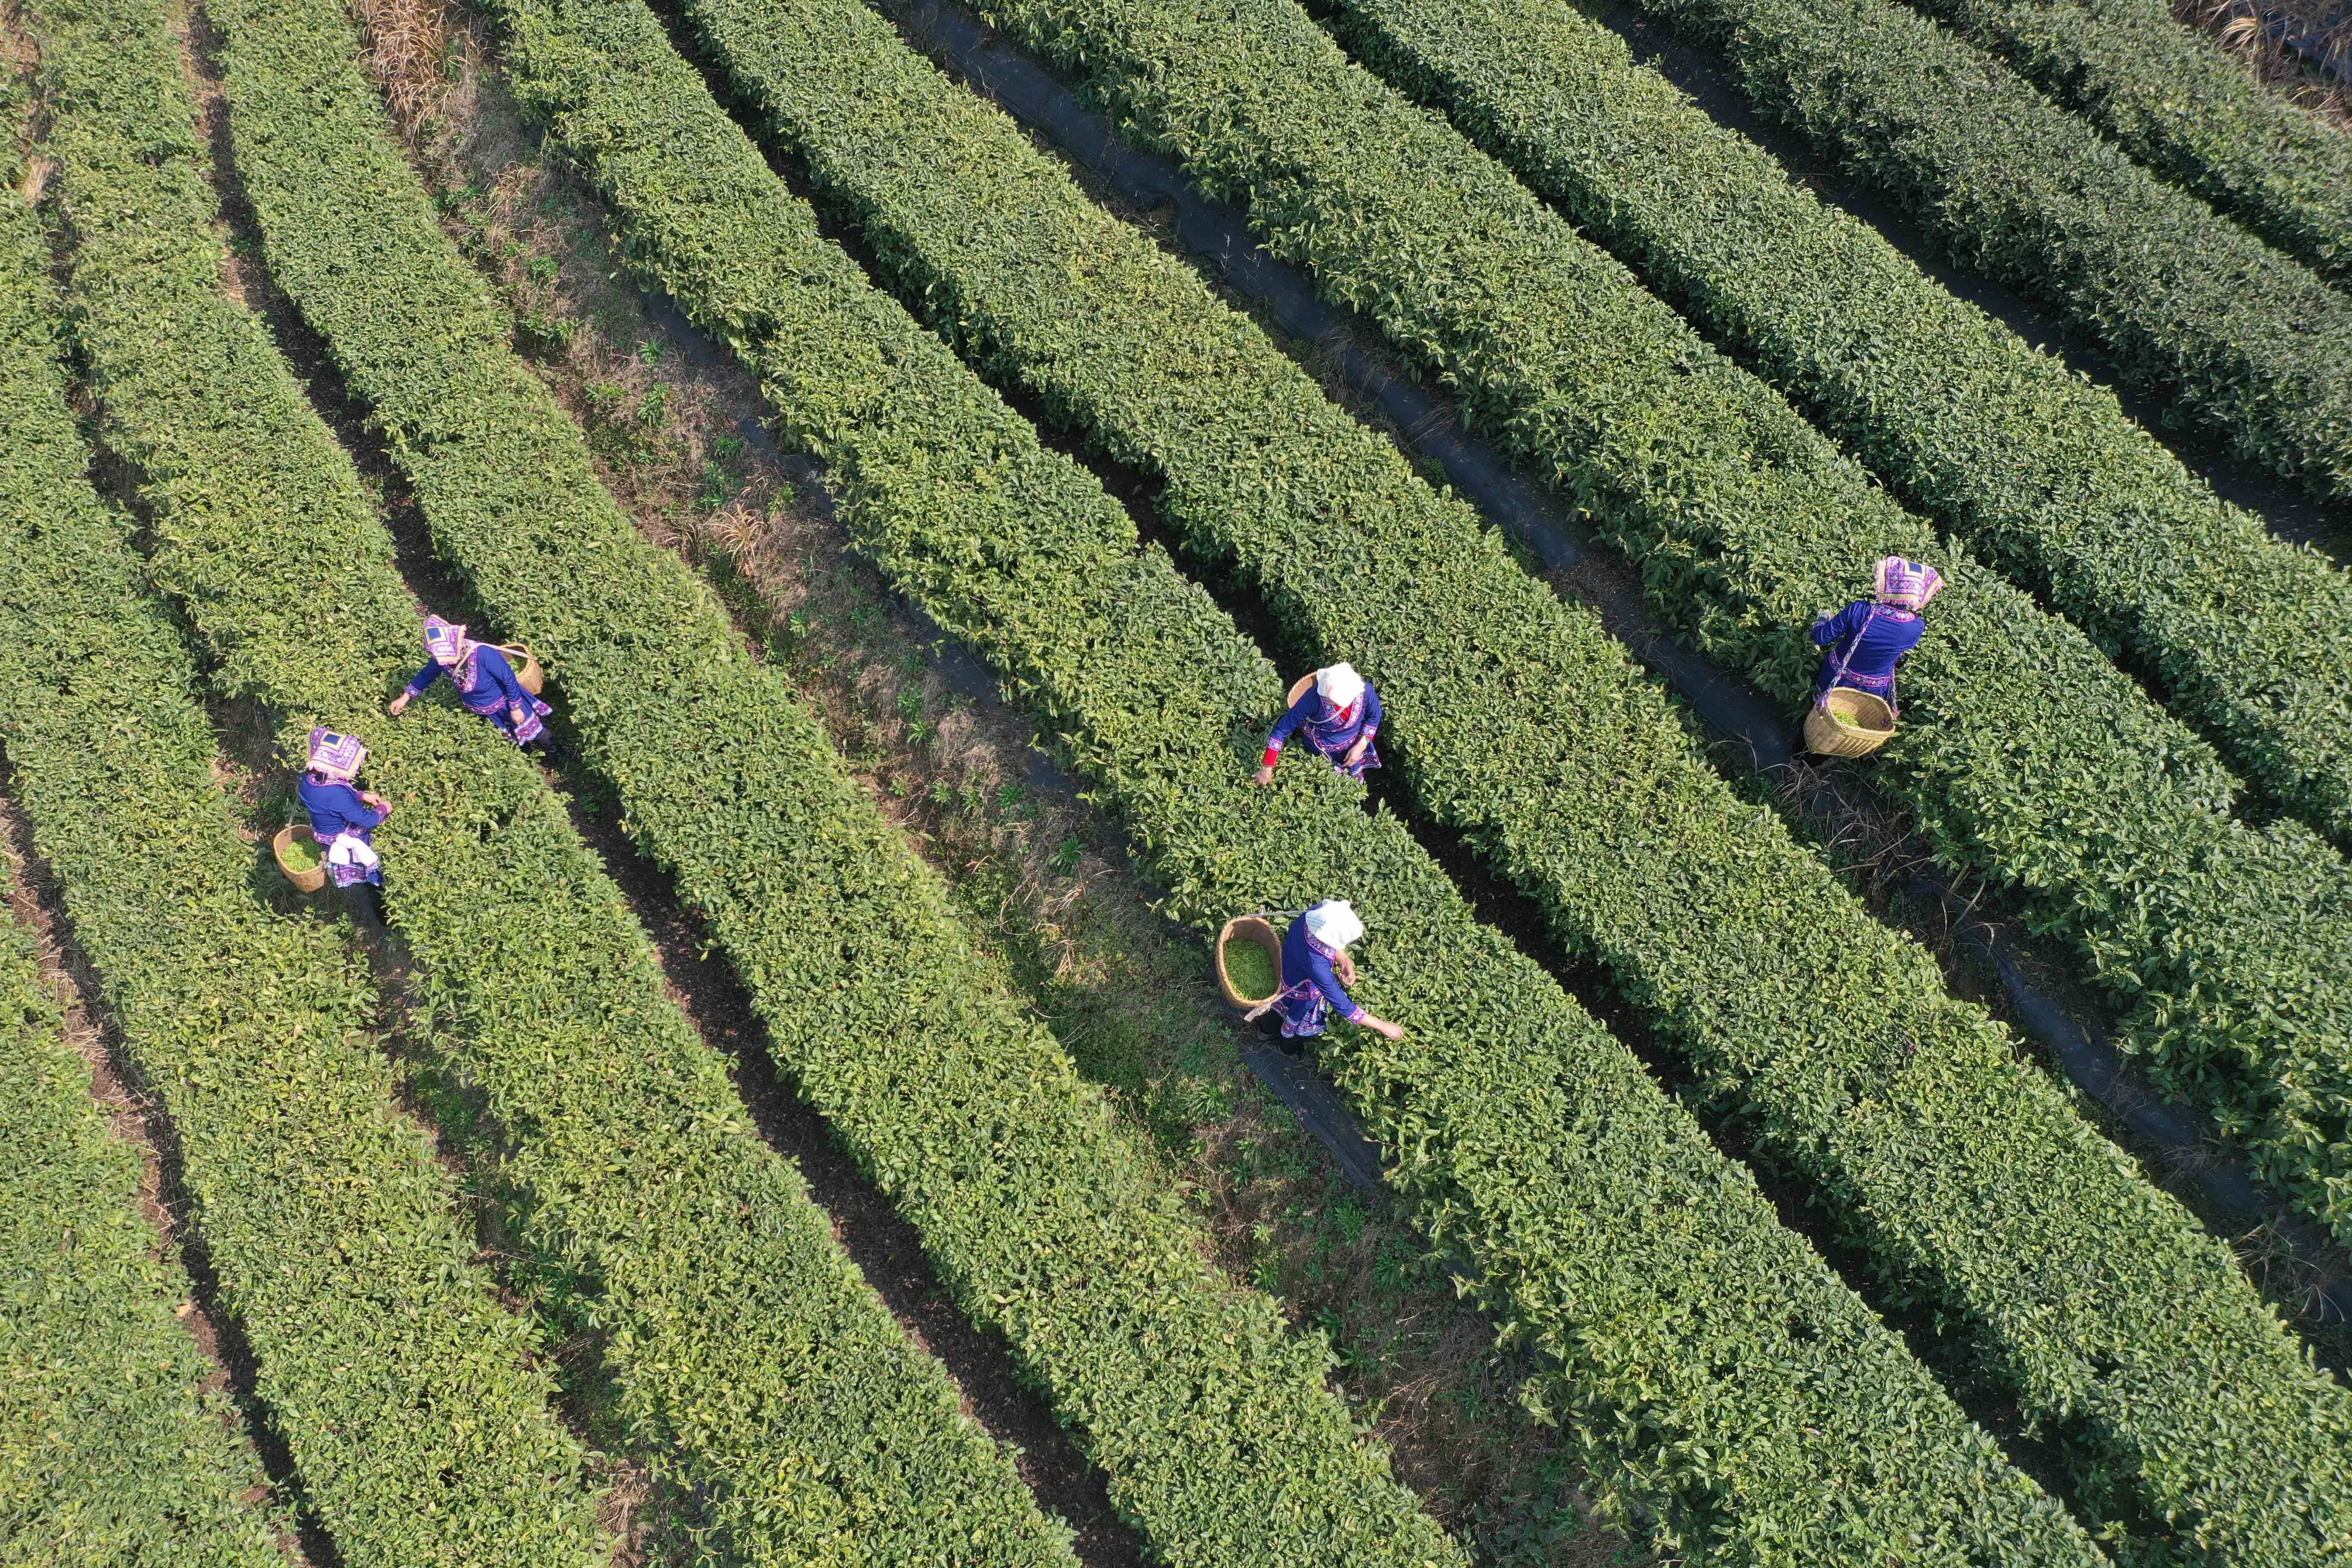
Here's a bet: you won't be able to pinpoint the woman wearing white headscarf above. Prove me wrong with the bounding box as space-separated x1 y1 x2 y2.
1259 899 1405 1047
1253 662 1383 786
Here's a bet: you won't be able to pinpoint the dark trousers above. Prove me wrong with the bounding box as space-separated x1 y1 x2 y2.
341 879 385 931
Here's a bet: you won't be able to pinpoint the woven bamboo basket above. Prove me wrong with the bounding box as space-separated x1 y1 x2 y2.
1804 688 1897 758
1286 671 1318 708
495 643 545 695
271 825 328 893
1215 915 1284 1011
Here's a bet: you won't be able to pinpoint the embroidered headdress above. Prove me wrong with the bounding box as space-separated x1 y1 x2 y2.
1873 557 1945 612
1303 899 1365 952
1315 663 1366 715
305 726 367 784
423 614 488 693
423 616 472 666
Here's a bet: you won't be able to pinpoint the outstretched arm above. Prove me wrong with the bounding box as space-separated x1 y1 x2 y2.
1253 692 1314 784
389 660 443 714
1812 601 1868 648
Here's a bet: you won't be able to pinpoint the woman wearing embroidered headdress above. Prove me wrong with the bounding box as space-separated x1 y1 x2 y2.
297 727 392 928
1807 557 1945 741
1255 899 1406 1050
387 616 555 758
1252 662 1383 787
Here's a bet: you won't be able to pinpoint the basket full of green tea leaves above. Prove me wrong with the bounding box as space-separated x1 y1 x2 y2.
272 824 327 892
1216 916 1283 1011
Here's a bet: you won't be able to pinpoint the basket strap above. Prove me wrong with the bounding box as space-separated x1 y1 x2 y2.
1242 977 1315 1023
1234 910 1306 1021
1819 604 1878 707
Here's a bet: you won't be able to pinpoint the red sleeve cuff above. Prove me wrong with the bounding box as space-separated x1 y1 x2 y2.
1261 745 1281 768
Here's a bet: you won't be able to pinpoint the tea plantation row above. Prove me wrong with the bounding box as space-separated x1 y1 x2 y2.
1322 0 2352 852
31 0 1088 1560
495 0 2114 1555
0 798 285 1563
1901 0 2352 283
660 0 2352 1554
0 181 610 1565
957 0 2352 1253
202 0 1464 1558
1625 0 2352 503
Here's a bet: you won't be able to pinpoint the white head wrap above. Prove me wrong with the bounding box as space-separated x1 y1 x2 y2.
1303 899 1365 952
1314 663 1365 712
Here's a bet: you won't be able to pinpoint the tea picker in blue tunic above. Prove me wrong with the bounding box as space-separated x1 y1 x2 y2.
297 727 392 928
1253 663 1382 786
388 616 556 759
1809 557 1944 718
1253 900 1406 1051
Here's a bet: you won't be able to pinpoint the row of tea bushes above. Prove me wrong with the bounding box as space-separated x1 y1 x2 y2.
1322 0 2352 851
202 0 1461 1557
33 1 1078 1560
1619 0 2352 503
665 0 2352 1553
0 798 285 1565
953 0 2352 1253
1899 0 2352 284
494 0 2109 1556
0 184 608 1568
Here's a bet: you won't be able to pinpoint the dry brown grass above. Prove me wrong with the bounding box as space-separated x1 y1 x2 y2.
352 0 454 138
2175 0 2352 129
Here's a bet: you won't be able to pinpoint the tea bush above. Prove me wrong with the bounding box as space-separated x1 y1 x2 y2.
204 0 1458 1559
33 3 1076 1561
662 0 2352 1554
957 0 2352 1259
497 0 2107 1555
1324 0 2352 852
0 185 608 1568
0 812 285 1565
1899 0 2352 283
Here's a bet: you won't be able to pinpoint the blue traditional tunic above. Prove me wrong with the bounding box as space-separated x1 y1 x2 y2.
297 775 386 888
1263 681 1384 781
402 644 551 744
1812 602 1924 712
1274 913 1369 1039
